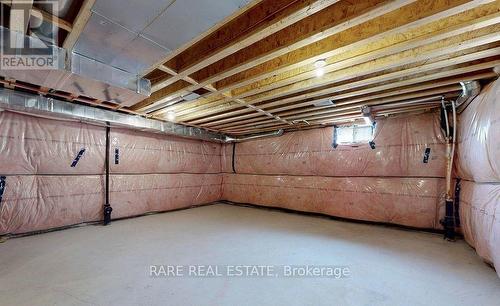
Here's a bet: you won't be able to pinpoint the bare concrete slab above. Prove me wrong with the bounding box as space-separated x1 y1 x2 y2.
0 203 499 306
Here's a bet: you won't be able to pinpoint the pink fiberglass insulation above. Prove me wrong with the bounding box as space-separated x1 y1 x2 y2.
231 112 446 177
221 143 234 173
0 175 104 235
459 181 500 267
110 128 221 174
0 111 105 175
455 80 500 182
222 174 445 229
221 111 447 230
455 78 500 277
0 111 224 235
110 174 222 219
0 174 222 235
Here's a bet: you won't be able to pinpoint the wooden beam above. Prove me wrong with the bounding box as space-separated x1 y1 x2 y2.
242 33 500 105
251 47 500 105
161 1 500 121
135 0 347 114
191 62 499 128
134 62 292 126
214 87 463 129
63 0 95 51
184 69 495 127
190 42 500 126
149 0 342 92
218 0 496 93
178 0 414 95
278 86 462 118
259 71 497 113
233 11 500 100
197 101 446 134
284 99 450 122
130 53 292 127
192 0 410 81
144 0 416 110
226 104 442 134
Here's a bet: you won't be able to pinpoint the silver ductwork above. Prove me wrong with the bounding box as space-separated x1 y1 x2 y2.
0 88 224 142
1 0 254 106
224 129 284 143
0 26 151 106
455 81 481 113
83 0 252 75
371 95 445 111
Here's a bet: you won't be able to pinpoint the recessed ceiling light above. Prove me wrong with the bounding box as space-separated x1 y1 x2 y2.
315 67 325 77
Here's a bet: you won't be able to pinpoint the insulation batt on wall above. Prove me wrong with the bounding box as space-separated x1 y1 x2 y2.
110 128 221 174
226 112 447 177
0 112 223 235
455 78 500 278
222 111 448 230
223 174 445 229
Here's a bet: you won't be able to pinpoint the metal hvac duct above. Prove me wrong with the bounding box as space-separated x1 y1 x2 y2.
371 95 445 111
80 0 253 74
224 129 284 142
455 81 481 113
0 88 224 142
0 26 151 106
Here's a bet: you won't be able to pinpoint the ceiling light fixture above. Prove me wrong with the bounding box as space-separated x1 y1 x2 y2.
314 59 327 68
166 110 176 122
314 59 327 78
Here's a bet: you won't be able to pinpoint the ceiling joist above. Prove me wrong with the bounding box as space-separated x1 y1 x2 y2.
4 0 493 136
153 0 500 128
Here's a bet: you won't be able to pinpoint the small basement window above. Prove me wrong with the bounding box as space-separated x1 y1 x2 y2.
334 124 374 146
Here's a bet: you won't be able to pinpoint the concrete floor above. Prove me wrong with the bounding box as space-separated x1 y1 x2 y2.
0 203 499 306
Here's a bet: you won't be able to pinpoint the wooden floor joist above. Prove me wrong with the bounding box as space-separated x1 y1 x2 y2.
138 0 418 113
218 0 497 93
4 0 500 135
141 0 343 96
189 47 500 127
172 0 416 100
215 90 463 130
158 0 500 126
